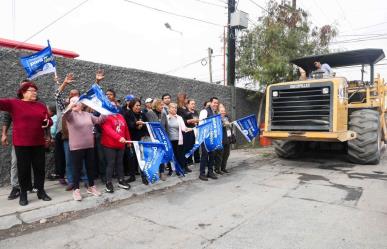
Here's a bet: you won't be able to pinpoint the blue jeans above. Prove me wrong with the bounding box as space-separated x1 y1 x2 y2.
63 140 88 184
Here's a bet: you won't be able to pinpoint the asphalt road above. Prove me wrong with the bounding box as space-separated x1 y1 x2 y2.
1 148 387 249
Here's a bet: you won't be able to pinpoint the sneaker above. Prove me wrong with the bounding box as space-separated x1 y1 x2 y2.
207 172 218 180
141 175 149 185
105 182 114 193
65 184 74 191
47 173 60 181
8 187 20 200
30 188 38 193
58 178 67 186
199 175 208 181
126 175 136 183
73 189 82 201
215 170 224 175
118 180 131 190
160 173 167 181
87 185 102 196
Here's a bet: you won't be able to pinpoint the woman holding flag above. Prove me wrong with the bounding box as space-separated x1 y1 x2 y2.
63 97 106 201
0 81 53 206
166 103 193 174
101 112 132 193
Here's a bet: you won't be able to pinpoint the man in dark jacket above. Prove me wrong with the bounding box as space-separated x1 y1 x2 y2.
198 97 219 181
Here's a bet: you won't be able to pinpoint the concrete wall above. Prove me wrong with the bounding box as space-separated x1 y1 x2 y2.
0 48 261 186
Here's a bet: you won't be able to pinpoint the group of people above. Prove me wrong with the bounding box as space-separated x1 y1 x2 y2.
1 70 236 206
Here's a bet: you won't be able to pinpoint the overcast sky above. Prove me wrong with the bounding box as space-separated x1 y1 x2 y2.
1 0 387 85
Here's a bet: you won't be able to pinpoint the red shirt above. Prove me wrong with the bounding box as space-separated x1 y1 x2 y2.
101 114 131 149
0 99 52 146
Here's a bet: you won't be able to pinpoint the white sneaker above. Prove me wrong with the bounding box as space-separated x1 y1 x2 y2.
73 189 82 201
87 185 101 196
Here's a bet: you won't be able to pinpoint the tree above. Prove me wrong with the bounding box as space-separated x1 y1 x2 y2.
236 0 337 86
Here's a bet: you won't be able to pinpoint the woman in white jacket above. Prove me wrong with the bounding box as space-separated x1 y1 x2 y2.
166 103 192 174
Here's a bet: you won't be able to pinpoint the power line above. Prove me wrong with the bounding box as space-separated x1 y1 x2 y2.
193 0 226 8
123 0 223 27
312 0 330 23
0 0 90 60
246 0 270 14
164 54 223 74
341 20 387 34
331 35 387 44
164 57 206 74
335 0 353 30
338 33 387 37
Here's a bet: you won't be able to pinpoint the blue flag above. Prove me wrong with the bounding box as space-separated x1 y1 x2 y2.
185 121 212 158
146 122 185 176
233 114 259 142
203 114 223 152
78 84 119 115
19 40 56 80
132 141 165 184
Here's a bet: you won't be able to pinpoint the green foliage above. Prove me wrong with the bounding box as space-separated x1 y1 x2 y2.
236 0 337 85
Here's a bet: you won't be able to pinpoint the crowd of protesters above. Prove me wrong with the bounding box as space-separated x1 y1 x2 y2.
1 70 236 206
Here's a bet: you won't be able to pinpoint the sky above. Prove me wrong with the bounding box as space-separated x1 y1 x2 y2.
1 0 387 87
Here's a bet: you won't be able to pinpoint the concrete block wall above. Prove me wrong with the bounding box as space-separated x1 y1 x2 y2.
0 48 261 186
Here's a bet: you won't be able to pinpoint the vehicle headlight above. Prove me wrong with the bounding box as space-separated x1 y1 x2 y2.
272 91 278 97
322 88 329 94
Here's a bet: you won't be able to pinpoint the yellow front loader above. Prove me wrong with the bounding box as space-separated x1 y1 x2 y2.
263 49 387 164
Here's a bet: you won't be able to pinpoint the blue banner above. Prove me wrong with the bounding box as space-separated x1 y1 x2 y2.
132 141 165 184
203 114 223 152
19 40 56 80
146 122 185 176
185 121 212 158
78 84 119 115
234 114 259 142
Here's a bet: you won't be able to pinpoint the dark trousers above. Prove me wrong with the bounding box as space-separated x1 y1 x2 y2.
54 132 66 178
214 144 231 171
127 147 138 177
171 140 186 170
14 146 45 192
123 147 131 176
183 131 200 164
199 144 214 176
70 148 95 189
103 146 124 182
95 132 107 178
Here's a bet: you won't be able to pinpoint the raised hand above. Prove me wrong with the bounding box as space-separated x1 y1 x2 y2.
63 73 75 85
96 69 105 83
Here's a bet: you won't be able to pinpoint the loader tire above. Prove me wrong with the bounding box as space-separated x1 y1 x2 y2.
348 109 381 165
273 140 304 159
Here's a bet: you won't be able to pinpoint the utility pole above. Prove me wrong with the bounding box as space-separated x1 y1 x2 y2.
227 0 236 86
208 47 213 84
292 0 296 9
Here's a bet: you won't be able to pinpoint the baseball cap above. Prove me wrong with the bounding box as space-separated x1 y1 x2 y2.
145 98 153 103
125 94 135 102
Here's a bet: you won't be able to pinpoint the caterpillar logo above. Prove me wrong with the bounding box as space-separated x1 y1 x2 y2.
289 83 310 89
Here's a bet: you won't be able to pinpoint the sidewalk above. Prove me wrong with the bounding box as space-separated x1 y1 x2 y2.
0 148 268 230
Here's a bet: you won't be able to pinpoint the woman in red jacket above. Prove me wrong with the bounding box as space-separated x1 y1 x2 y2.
0 81 53 206
101 113 132 193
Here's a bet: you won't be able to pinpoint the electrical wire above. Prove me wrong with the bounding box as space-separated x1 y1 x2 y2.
246 0 270 14
0 0 90 60
193 0 226 8
123 0 223 27
164 54 223 74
